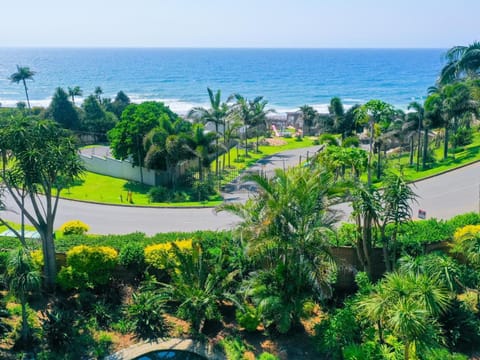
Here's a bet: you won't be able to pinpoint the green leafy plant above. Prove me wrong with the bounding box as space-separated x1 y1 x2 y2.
235 304 261 332
127 291 169 340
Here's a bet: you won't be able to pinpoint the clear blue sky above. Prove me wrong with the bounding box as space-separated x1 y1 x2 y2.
1 0 479 48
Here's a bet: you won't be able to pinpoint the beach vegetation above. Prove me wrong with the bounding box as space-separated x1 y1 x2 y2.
81 94 117 142
47 87 80 129
108 101 178 183
9 65 36 110
67 86 83 105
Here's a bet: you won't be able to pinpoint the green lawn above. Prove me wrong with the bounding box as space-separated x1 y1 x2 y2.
62 172 222 207
63 136 317 207
215 136 316 171
374 131 480 183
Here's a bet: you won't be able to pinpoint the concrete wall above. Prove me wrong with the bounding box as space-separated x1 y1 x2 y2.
79 153 157 186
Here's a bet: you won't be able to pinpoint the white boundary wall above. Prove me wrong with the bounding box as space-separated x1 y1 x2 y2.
79 153 157 186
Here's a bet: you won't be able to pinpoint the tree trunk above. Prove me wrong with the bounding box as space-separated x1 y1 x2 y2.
41 229 57 290
376 145 381 181
409 136 414 166
215 129 220 177
362 214 373 278
422 128 428 170
22 79 31 110
367 121 374 186
416 123 422 171
444 125 449 160
21 300 29 344
244 123 248 158
380 224 391 272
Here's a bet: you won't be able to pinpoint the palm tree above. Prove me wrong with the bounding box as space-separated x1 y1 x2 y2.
9 65 36 110
407 101 425 171
188 88 228 176
67 86 83 105
439 42 480 85
354 100 394 185
4 248 41 345
329 97 346 137
299 104 318 136
230 94 271 157
94 86 103 102
219 166 339 332
189 123 217 181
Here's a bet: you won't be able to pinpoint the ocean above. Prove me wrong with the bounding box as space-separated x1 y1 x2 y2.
0 48 446 114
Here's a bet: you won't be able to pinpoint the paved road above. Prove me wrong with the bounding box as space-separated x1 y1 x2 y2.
0 146 321 235
0 147 478 235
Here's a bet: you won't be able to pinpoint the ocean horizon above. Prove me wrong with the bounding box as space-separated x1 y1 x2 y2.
0 47 447 114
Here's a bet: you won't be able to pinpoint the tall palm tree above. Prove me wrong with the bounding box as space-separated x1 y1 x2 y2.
67 86 83 105
94 86 103 102
190 123 217 181
9 65 36 110
5 248 41 345
300 104 318 136
329 97 346 137
230 94 271 157
354 100 394 185
188 88 228 176
439 42 480 85
407 101 425 171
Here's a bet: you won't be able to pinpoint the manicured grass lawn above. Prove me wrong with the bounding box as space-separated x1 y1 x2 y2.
64 136 317 207
373 131 480 184
62 172 222 207
215 136 316 171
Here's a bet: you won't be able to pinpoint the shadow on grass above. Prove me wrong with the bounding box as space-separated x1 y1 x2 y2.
123 181 151 194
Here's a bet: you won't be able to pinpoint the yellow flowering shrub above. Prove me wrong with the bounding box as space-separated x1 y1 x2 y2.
453 225 480 242
57 245 118 289
30 249 44 269
145 239 192 269
59 220 90 235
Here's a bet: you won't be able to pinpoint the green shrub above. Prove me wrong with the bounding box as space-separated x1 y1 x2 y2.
119 242 145 271
57 245 118 290
447 212 480 230
41 307 76 351
319 133 340 146
148 186 170 202
236 304 261 332
59 220 89 236
342 342 381 360
0 252 8 274
342 136 360 148
333 223 357 246
451 126 473 148
257 353 279 360
192 177 216 202
220 337 247 360
127 291 168 340
91 331 113 359
314 301 362 359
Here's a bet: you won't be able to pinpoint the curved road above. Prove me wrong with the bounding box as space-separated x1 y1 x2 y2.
0 147 479 235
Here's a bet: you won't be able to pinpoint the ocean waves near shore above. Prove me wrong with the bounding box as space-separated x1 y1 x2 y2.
0 48 445 112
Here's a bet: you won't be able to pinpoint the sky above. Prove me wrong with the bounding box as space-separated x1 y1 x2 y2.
1 0 479 48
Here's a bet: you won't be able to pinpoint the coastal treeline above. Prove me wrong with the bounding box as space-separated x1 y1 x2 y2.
0 42 479 359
